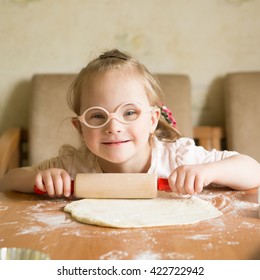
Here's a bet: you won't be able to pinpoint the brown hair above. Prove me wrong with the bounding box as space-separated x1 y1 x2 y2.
68 49 181 141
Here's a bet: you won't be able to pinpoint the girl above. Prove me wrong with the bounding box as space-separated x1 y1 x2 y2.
1 49 260 197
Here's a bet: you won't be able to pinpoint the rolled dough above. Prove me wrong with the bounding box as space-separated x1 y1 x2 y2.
64 194 222 228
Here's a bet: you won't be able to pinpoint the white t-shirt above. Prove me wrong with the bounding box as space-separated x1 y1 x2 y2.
148 137 238 178
32 137 238 179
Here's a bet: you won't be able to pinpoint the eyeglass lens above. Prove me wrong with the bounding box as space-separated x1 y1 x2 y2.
84 103 142 127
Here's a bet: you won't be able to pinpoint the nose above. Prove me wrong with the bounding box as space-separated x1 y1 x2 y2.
105 118 123 134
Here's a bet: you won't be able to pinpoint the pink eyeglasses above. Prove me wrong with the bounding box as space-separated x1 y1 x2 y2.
77 102 157 128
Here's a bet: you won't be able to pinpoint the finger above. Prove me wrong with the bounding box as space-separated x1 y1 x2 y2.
168 172 178 193
175 171 186 194
61 172 71 197
34 173 46 192
194 175 204 194
43 173 55 197
52 173 63 197
183 174 196 195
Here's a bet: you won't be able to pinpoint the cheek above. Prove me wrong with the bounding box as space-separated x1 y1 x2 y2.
138 115 155 133
132 118 153 138
81 128 98 149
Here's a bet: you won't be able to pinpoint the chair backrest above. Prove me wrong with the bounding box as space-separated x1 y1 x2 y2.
29 73 192 165
225 72 260 162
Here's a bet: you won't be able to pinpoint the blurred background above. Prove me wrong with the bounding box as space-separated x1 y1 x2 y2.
1 0 260 134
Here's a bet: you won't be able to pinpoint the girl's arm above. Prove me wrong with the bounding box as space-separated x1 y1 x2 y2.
203 154 260 190
0 167 72 197
0 167 37 193
168 154 260 195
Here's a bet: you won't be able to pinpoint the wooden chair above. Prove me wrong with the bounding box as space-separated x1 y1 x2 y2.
0 128 21 178
224 71 260 162
193 126 225 151
0 73 224 179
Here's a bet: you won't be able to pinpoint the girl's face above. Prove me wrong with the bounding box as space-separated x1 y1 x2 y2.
76 70 160 172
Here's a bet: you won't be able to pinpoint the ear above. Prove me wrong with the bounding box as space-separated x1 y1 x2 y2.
71 117 82 133
150 108 160 133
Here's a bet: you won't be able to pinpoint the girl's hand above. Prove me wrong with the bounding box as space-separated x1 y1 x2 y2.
168 165 211 195
35 168 72 197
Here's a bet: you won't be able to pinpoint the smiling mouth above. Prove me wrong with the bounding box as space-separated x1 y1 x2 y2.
102 140 131 145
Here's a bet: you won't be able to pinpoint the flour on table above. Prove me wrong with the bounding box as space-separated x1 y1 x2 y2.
64 195 222 228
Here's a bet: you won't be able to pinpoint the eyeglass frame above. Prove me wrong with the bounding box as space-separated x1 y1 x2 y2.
77 102 158 128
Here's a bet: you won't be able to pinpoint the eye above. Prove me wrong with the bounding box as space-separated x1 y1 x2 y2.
124 110 137 117
123 109 140 121
91 113 105 119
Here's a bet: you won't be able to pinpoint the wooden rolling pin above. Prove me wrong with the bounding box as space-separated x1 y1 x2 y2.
34 173 172 199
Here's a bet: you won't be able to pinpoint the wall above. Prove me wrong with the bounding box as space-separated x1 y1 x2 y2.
0 0 260 134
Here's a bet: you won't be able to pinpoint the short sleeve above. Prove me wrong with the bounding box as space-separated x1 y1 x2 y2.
31 144 101 178
174 137 239 166
32 144 76 173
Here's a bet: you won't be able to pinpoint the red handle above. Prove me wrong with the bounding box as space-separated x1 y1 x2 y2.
34 180 74 195
157 178 172 192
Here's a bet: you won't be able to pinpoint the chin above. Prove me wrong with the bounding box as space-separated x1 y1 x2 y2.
104 156 130 164
100 152 134 165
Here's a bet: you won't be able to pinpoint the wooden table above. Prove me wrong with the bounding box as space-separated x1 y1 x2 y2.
0 187 259 260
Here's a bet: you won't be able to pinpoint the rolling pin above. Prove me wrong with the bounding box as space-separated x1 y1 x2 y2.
258 187 260 218
34 173 172 199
